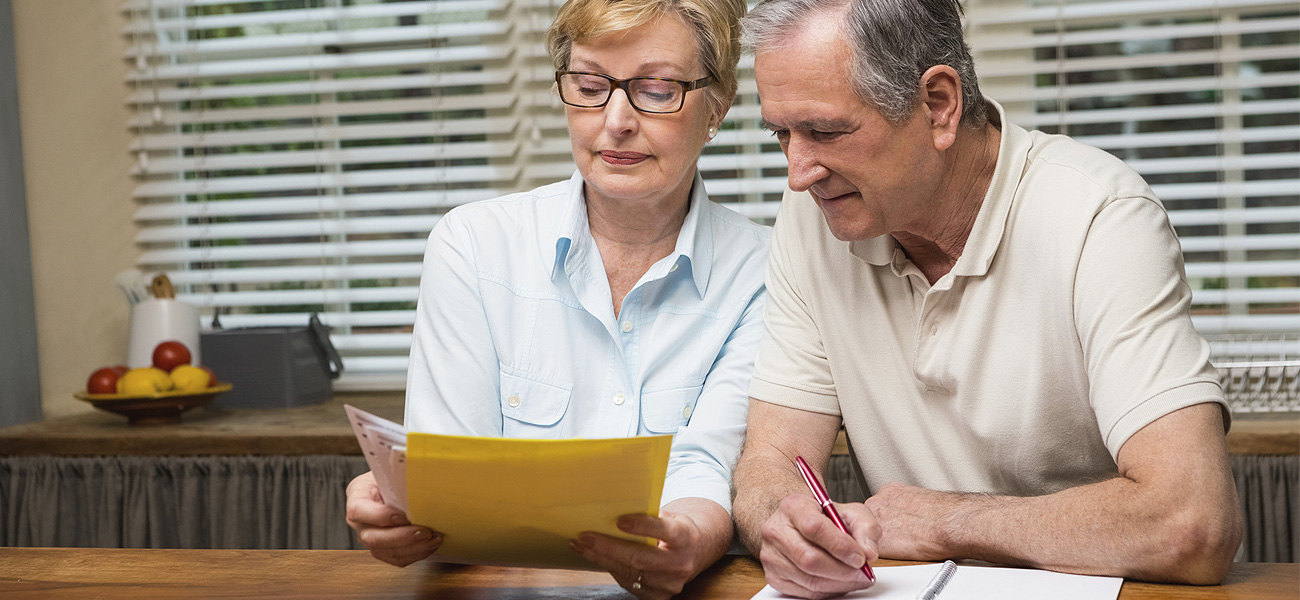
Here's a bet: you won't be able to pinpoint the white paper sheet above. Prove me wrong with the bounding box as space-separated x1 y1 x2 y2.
750 564 1122 600
345 404 408 512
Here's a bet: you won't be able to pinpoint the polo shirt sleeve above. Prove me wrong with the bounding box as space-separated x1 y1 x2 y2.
1074 195 1228 460
748 196 842 416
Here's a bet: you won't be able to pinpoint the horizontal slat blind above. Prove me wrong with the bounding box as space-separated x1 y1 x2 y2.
124 0 527 388
968 0 1299 359
125 0 1296 389
123 0 783 389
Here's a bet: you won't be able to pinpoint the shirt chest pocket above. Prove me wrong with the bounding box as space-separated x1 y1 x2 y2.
640 384 703 434
499 371 571 439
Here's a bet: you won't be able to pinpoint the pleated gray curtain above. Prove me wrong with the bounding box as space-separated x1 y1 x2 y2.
0 455 368 549
1232 454 1298 563
1 454 1294 562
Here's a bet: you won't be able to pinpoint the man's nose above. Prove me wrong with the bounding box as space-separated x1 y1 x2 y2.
784 136 828 192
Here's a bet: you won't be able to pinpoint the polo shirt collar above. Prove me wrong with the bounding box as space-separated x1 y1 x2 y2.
550 170 712 298
949 98 1028 278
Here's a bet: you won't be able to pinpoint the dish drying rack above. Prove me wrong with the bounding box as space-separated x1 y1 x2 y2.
1209 334 1300 414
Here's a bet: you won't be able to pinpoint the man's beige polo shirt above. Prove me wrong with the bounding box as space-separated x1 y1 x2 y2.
750 101 1226 497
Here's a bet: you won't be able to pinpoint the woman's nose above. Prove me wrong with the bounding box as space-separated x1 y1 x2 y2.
603 88 640 137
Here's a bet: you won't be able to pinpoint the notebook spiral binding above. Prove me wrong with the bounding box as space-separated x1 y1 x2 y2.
1209 333 1300 413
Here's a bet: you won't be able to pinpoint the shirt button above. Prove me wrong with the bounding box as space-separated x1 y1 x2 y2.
682 405 693 419
507 394 520 408
613 393 625 406
929 326 938 336
621 321 634 333
669 263 678 272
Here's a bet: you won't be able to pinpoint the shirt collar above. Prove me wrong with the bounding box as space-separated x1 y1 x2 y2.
848 98 1028 278
949 98 1027 278
550 170 713 297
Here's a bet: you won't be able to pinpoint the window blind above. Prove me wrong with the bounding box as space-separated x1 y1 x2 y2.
124 0 1297 389
967 0 1299 363
122 0 784 389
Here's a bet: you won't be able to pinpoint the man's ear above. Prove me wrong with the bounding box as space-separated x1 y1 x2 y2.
919 65 963 151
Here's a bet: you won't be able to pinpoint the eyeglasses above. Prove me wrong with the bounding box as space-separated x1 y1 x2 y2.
556 71 712 114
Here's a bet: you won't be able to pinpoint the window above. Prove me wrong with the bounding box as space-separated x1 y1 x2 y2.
125 0 1297 394
122 0 785 389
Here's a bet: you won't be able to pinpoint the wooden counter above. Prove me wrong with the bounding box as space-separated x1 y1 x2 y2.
0 392 404 456
0 393 1295 456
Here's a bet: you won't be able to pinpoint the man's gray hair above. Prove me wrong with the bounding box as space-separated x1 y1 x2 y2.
741 0 987 129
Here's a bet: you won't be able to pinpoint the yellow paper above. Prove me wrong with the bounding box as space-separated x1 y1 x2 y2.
405 432 673 569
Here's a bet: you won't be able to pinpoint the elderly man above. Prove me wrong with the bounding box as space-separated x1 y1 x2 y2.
730 0 1243 597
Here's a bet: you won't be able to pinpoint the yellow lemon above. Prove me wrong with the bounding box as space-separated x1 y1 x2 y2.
170 365 212 392
117 367 173 395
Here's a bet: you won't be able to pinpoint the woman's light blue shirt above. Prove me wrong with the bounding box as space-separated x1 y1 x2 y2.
404 170 771 512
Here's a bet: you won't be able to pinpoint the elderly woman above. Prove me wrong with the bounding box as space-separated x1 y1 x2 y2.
344 0 765 596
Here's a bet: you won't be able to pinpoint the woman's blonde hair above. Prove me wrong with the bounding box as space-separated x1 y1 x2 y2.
546 0 746 118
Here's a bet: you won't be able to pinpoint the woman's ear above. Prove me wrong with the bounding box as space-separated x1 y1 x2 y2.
709 100 733 138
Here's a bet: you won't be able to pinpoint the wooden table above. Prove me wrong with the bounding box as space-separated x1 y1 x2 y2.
0 548 1294 599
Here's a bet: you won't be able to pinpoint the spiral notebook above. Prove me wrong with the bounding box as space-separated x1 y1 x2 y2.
750 563 1121 599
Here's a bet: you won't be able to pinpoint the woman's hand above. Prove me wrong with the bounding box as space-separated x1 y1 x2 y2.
344 471 442 567
569 499 732 599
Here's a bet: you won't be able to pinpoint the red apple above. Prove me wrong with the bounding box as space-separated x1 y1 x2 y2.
152 341 192 373
87 367 122 394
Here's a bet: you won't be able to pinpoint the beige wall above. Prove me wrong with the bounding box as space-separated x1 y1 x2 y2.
13 0 136 417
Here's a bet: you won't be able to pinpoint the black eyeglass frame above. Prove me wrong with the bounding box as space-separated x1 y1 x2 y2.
555 71 713 114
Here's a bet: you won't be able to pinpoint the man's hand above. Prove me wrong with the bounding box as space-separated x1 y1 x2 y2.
863 481 964 561
758 493 880 599
569 498 732 599
344 471 442 567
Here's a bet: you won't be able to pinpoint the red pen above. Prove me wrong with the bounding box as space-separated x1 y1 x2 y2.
794 455 876 582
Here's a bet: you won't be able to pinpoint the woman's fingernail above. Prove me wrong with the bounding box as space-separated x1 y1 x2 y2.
413 529 429 541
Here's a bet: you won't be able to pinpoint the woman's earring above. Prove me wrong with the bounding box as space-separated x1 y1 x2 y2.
707 126 718 140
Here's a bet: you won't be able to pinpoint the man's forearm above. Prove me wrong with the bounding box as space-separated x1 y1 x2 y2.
945 475 1237 583
732 400 846 556
732 449 807 555
870 405 1242 584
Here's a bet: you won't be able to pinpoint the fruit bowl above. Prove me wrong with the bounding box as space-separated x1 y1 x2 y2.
74 383 233 426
